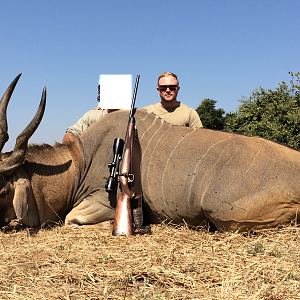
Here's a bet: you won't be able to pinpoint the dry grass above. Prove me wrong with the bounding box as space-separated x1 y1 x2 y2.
1 221 300 300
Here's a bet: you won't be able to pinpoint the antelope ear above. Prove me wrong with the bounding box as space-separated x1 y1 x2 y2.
13 178 29 220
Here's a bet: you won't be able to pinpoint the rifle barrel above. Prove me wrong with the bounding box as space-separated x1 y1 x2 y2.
129 75 140 119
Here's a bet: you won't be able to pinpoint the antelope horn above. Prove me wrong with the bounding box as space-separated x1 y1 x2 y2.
0 73 22 152
0 86 46 175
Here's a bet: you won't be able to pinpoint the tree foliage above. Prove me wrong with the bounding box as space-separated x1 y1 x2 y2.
196 98 225 130
224 72 300 149
289 71 300 93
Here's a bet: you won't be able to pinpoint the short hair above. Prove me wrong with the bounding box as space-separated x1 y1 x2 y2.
157 72 179 86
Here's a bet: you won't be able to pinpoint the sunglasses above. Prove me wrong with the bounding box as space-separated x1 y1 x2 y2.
158 85 178 91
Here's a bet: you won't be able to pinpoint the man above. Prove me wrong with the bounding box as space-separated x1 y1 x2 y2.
143 72 203 128
62 75 131 144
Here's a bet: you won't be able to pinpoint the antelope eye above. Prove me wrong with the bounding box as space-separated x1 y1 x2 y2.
0 187 9 198
0 175 6 180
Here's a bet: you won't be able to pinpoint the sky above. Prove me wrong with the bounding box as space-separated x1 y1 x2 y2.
1 0 299 152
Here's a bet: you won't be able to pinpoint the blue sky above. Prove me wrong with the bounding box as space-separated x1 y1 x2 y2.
1 0 299 152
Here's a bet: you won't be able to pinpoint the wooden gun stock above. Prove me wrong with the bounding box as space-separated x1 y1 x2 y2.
112 122 135 235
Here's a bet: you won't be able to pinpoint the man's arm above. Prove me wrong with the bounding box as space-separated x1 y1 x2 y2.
189 109 203 128
62 109 108 143
66 110 103 136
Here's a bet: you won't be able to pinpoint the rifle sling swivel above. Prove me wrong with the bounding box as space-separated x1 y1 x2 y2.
119 172 134 183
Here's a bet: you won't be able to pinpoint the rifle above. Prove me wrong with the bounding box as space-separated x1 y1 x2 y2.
110 75 140 235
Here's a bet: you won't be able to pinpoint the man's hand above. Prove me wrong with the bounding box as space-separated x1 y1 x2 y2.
62 133 77 144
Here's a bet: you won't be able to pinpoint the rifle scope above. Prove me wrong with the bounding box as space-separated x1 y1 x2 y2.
105 138 124 193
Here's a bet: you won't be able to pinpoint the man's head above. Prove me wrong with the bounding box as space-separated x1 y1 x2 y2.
157 72 180 107
97 75 131 109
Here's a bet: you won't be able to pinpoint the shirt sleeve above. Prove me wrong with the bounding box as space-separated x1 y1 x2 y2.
189 109 203 128
66 110 106 136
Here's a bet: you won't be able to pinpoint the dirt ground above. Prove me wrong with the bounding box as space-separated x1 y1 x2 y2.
1 221 300 299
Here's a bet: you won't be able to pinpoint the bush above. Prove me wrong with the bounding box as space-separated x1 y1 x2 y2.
224 72 300 149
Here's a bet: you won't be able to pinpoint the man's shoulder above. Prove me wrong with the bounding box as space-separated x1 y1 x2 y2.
142 103 161 111
84 109 108 118
178 102 195 111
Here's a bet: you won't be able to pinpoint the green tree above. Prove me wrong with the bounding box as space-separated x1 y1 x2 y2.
225 72 300 149
196 98 225 130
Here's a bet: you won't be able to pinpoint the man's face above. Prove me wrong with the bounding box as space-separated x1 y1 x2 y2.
157 76 180 103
